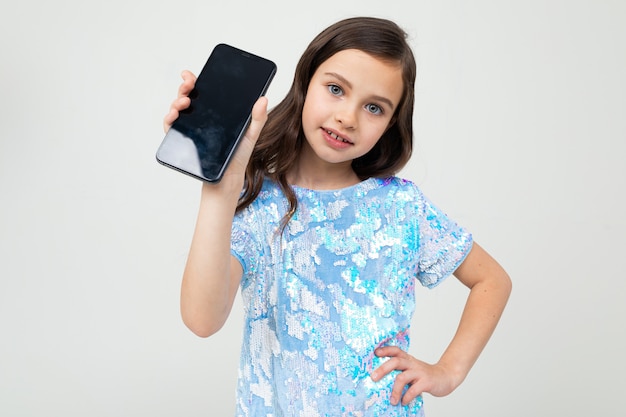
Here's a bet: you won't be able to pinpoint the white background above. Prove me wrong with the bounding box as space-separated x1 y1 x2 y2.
1 1 624 415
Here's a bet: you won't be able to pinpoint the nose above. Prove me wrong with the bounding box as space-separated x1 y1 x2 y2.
335 103 357 129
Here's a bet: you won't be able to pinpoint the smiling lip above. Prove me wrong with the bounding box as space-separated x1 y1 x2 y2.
323 128 353 149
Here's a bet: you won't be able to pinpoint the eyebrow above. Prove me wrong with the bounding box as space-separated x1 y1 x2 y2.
324 72 397 111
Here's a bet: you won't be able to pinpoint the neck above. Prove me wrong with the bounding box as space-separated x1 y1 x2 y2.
287 171 361 190
287 158 360 191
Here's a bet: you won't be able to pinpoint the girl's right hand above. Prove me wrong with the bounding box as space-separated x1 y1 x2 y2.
163 70 197 133
163 70 269 190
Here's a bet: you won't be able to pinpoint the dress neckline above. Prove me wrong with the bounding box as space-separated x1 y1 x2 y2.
288 177 380 194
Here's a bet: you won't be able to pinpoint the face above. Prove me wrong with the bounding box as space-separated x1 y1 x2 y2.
300 49 404 174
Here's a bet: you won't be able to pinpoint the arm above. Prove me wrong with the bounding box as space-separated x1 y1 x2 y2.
164 71 269 337
436 242 511 390
179 184 244 338
372 242 511 405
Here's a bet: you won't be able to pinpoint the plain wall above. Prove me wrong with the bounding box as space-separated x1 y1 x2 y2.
1 0 624 415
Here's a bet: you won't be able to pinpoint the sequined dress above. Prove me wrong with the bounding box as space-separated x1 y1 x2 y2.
230 177 473 416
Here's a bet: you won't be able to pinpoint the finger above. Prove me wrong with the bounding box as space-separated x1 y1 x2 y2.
401 382 426 406
181 69 196 82
229 97 269 166
178 70 197 98
371 347 410 381
375 346 406 358
163 71 195 133
163 108 177 133
370 357 401 381
389 368 419 405
163 96 192 133
248 96 269 138
171 96 191 112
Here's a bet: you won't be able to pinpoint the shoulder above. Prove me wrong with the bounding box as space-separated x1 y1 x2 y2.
373 176 418 190
242 178 283 208
235 178 284 221
371 176 426 202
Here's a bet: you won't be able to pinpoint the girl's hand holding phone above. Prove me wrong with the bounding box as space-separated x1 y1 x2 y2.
158 45 275 184
162 70 269 189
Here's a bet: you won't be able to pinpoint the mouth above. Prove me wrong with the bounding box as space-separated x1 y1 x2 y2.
325 129 353 144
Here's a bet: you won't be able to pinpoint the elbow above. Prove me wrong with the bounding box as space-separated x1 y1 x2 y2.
497 270 513 305
502 270 513 296
181 310 226 338
183 318 224 338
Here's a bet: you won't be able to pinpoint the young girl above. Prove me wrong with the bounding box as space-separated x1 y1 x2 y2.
163 16 511 416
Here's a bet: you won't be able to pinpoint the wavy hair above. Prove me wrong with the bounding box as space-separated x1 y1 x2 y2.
237 17 416 231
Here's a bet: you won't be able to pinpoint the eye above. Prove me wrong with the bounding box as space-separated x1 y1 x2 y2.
365 103 383 115
327 84 343 96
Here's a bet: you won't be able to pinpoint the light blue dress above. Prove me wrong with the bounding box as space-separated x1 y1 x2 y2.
230 177 473 416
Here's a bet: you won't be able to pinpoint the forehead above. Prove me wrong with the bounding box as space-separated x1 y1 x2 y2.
315 49 404 106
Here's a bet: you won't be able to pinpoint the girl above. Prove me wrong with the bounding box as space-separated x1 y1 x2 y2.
163 16 511 416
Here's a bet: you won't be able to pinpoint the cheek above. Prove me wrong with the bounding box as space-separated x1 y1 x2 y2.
301 93 323 126
368 119 393 140
359 123 391 152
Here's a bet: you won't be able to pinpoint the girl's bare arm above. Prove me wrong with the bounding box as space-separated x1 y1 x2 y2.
372 242 511 404
164 71 269 337
434 242 512 390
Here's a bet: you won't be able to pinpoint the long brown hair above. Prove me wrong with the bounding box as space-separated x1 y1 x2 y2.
238 17 416 230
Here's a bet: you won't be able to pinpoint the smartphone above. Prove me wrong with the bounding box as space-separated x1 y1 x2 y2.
156 43 276 182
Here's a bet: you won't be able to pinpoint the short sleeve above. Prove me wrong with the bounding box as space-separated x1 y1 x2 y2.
230 208 262 286
415 189 473 288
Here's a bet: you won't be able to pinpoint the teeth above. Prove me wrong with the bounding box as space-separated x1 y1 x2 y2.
327 130 350 143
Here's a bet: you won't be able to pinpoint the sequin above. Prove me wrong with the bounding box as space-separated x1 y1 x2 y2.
231 177 472 416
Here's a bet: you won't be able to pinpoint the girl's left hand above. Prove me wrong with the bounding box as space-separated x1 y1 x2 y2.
370 346 460 406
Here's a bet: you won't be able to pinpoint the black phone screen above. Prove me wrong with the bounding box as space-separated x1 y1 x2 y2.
157 44 276 182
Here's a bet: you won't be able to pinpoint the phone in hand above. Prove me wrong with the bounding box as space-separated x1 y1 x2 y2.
156 43 277 182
